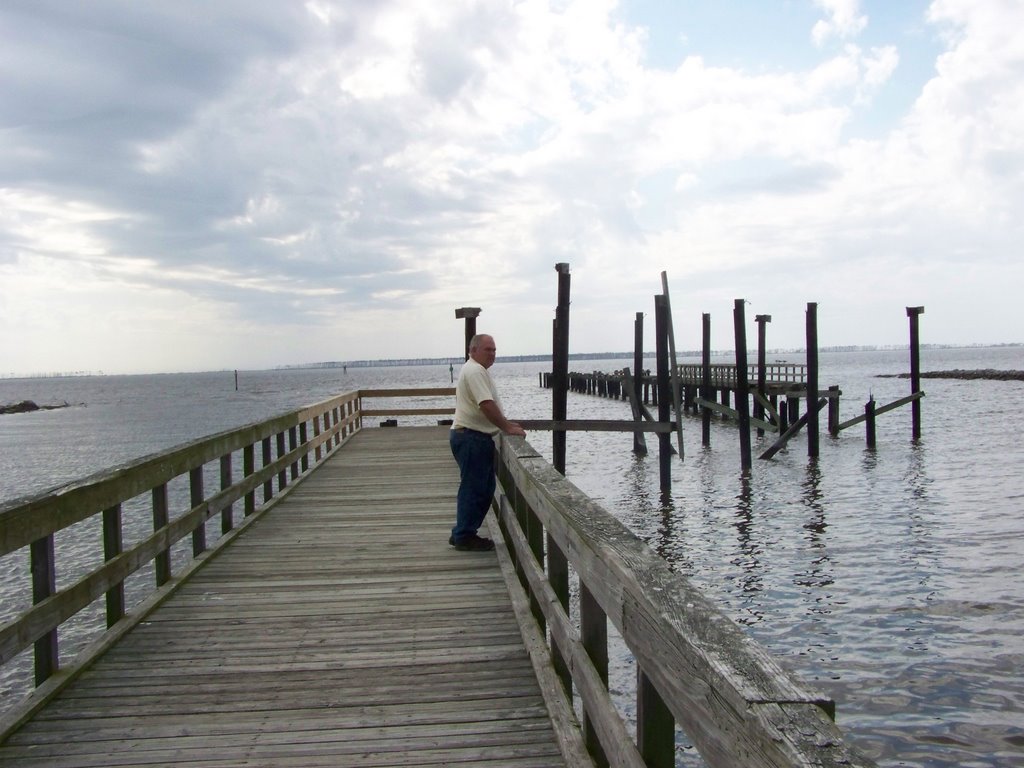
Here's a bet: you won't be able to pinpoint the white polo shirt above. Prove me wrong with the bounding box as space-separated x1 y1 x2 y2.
452 358 501 435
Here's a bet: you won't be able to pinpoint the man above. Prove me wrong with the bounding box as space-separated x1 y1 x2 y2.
449 334 526 551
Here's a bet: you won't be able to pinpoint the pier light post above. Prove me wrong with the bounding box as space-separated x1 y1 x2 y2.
454 307 481 361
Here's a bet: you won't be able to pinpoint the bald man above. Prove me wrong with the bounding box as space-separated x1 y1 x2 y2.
448 334 526 551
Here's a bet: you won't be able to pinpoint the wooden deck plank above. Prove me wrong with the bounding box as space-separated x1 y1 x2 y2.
0 426 568 768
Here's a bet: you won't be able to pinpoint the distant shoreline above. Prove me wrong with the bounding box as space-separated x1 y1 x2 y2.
280 342 1023 371
3 342 1021 379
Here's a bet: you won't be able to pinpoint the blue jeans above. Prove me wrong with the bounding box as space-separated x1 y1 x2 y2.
450 429 496 541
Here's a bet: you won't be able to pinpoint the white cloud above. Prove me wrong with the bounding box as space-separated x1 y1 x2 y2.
811 0 869 47
1 0 1022 374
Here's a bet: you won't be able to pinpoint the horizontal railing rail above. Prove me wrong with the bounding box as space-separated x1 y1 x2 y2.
493 436 877 768
0 387 451 738
676 363 807 387
357 386 456 418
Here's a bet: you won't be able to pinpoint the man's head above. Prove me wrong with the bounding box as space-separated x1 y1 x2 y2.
468 334 497 368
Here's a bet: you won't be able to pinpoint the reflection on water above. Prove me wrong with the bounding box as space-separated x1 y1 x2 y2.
2 348 1024 766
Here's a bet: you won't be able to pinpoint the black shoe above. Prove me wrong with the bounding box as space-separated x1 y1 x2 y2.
454 535 495 552
448 535 455 546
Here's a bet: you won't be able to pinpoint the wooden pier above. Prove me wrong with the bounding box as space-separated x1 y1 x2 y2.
545 362 823 433
0 388 877 767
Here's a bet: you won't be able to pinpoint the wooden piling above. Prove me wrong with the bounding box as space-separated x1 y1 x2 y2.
755 314 771 437
655 295 672 493
907 306 924 440
806 302 819 459
660 272 684 459
633 312 646 455
733 299 752 472
865 397 877 450
828 386 841 437
701 313 712 447
552 264 571 475
454 306 481 360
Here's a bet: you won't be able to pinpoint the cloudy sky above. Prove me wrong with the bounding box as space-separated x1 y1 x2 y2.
1 0 1021 375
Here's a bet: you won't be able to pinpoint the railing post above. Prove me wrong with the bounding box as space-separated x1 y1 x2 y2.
153 483 171 586
547 531 572 697
277 431 287 491
190 466 206 557
637 669 674 768
244 444 256 516
102 504 125 627
262 437 274 503
299 423 309 472
525 492 546 633
220 453 234 534
580 583 609 767
30 534 58 685
289 426 299 480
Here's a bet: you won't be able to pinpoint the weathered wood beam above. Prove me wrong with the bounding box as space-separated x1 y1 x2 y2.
835 390 925 431
515 419 675 433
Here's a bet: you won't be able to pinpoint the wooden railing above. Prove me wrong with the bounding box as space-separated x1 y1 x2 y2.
0 388 453 737
675 363 807 387
493 436 877 768
358 387 456 418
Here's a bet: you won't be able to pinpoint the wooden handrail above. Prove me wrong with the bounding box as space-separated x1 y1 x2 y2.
493 435 877 768
357 387 456 419
0 386 453 715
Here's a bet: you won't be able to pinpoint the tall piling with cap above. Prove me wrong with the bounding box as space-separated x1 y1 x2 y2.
755 314 771 437
552 264 571 474
733 299 752 471
455 307 481 360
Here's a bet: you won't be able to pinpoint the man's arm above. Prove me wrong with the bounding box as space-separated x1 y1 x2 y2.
479 400 526 436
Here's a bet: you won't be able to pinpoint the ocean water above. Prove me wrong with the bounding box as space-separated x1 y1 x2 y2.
1 347 1023 767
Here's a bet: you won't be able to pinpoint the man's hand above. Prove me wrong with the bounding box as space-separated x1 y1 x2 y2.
480 400 526 436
